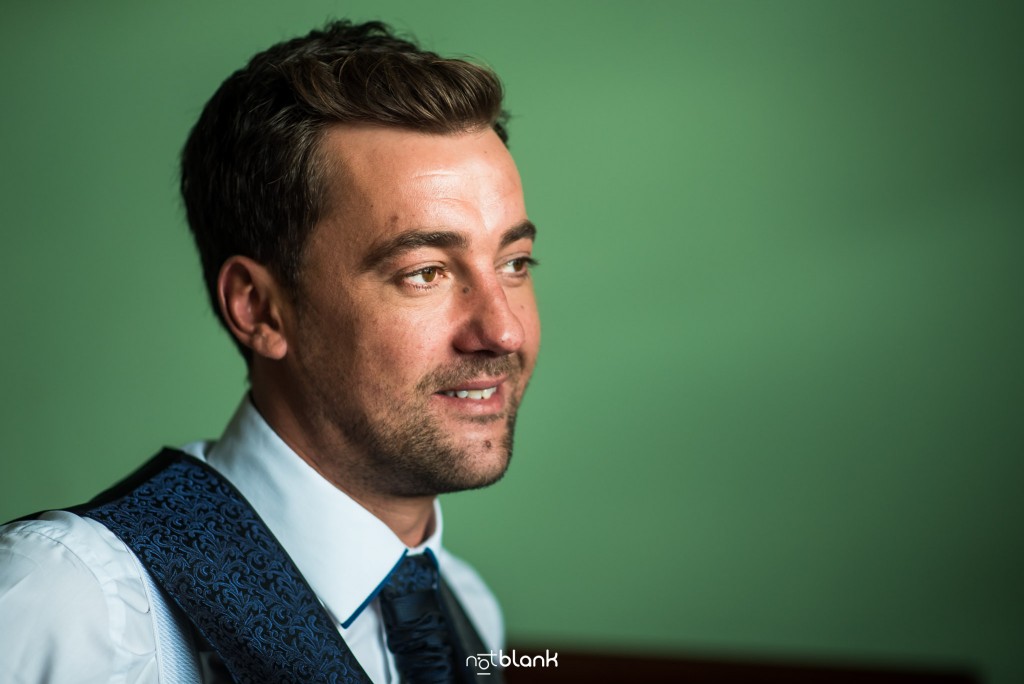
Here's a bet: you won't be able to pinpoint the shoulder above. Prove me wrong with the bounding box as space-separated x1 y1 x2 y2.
0 510 147 595
0 511 160 682
437 548 505 652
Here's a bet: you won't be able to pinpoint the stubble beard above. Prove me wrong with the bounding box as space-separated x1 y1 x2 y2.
316 355 525 498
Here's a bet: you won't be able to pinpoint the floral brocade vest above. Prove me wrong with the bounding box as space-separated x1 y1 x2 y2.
76 448 373 684
21 449 496 683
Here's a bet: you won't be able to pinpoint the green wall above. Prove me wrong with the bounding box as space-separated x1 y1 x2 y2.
2 2 1021 682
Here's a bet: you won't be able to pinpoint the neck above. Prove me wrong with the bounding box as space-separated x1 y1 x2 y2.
350 492 437 548
250 381 437 548
300 449 437 547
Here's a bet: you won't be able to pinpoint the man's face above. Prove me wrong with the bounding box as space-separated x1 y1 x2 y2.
285 125 540 498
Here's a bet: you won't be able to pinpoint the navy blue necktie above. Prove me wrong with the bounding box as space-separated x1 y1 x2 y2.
379 554 459 684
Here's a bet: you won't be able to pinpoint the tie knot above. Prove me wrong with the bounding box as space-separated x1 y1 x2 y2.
379 553 456 683
381 553 438 598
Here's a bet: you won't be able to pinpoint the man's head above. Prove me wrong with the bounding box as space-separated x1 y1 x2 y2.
182 20 508 351
180 21 539 500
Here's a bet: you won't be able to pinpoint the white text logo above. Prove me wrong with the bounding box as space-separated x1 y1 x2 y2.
466 649 559 676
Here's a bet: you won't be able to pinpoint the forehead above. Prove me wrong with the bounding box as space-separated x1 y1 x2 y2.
314 125 526 255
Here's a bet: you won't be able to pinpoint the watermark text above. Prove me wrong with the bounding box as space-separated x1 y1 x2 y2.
466 649 558 676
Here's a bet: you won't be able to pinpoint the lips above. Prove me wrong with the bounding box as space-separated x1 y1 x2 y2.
421 357 519 409
440 387 497 400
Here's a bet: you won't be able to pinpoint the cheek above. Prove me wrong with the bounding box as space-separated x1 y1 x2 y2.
513 292 541 350
351 307 451 379
521 311 540 349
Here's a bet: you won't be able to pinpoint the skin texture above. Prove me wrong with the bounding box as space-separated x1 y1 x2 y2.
218 125 540 546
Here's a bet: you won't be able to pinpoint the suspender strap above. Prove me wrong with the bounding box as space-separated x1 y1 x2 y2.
79 449 371 684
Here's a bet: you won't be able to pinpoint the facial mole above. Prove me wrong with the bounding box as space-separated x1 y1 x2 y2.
462 286 470 294
483 440 492 449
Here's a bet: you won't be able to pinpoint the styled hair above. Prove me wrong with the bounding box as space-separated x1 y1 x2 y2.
180 20 508 360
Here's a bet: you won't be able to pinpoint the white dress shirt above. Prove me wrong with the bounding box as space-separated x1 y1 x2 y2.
0 397 503 683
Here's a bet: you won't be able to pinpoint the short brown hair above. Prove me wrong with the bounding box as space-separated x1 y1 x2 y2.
180 20 508 359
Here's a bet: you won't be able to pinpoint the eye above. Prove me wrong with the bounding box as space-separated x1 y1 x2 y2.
403 266 446 288
499 257 538 276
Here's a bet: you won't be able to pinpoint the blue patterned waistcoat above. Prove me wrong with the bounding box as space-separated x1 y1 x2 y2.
78 448 373 684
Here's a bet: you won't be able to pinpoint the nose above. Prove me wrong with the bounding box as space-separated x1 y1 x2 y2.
453 276 525 356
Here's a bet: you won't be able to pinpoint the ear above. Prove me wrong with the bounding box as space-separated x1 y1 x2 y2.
216 256 290 360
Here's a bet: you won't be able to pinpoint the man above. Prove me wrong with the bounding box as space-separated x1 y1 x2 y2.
0 19 539 683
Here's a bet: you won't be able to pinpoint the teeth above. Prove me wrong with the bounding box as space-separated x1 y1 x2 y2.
442 387 497 400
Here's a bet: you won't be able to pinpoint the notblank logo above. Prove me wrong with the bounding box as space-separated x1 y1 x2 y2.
466 649 559 676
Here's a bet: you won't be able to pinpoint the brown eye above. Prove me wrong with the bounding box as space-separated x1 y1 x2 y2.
404 266 445 287
500 257 534 276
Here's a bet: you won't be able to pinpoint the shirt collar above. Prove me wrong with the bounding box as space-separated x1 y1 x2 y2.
189 396 443 628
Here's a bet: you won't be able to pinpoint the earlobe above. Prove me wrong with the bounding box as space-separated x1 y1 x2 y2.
217 256 289 360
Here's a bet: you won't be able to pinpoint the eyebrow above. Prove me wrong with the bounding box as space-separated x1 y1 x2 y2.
499 220 537 248
360 220 537 272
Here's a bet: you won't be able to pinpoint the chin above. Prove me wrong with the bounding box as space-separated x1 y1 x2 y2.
400 437 514 498
458 446 513 489
359 404 520 497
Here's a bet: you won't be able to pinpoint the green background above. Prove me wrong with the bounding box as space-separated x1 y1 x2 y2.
2 1 1021 682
